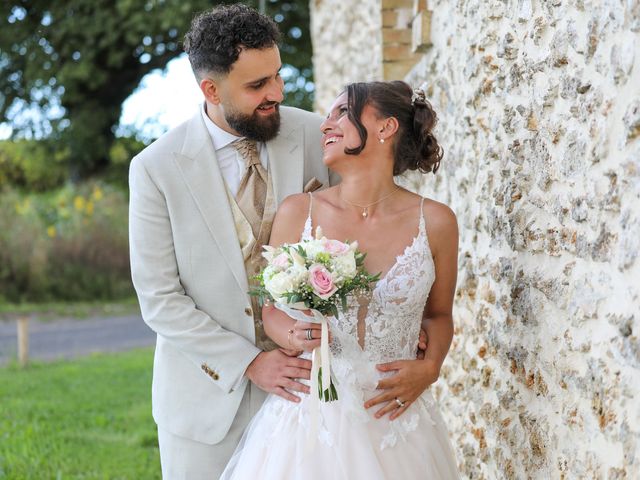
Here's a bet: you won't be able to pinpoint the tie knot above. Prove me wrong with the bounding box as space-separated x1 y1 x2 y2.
232 139 260 167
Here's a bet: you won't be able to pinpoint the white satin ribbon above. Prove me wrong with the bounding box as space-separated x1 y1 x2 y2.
274 303 332 449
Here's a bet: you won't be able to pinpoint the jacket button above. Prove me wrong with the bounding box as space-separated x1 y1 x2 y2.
244 307 252 316
212 373 220 380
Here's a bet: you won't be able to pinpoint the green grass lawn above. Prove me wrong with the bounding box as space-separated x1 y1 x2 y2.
0 348 160 479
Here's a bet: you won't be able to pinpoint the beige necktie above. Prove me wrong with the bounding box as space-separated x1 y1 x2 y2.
233 138 267 238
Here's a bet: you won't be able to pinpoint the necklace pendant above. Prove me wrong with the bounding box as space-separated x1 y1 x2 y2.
362 208 368 218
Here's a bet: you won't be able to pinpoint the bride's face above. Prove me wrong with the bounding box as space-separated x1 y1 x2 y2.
320 93 381 168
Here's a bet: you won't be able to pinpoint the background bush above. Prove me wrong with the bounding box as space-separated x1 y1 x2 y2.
0 181 132 303
0 140 69 192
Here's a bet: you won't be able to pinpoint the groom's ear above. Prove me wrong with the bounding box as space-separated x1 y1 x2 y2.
199 77 222 105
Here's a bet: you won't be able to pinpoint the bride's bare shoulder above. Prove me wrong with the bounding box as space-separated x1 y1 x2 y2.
270 194 312 246
422 198 457 226
421 197 458 250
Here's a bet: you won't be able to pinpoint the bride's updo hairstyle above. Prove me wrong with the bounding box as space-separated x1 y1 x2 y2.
344 80 443 175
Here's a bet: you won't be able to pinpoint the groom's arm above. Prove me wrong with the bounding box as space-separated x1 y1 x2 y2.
129 154 261 394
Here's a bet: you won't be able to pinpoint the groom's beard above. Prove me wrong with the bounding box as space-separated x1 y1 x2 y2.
225 102 281 142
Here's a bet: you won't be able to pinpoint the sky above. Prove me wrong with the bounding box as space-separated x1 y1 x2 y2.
0 54 203 142
118 54 203 141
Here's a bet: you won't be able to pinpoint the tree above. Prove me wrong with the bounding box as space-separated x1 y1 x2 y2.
0 1 314 178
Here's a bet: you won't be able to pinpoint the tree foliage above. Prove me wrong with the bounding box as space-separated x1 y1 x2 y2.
0 1 314 178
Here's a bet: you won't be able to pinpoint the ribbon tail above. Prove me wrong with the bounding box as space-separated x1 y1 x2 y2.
320 316 330 391
306 347 320 452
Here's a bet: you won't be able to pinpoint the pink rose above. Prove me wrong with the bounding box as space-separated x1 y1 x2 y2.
272 253 290 269
322 239 350 255
309 264 337 299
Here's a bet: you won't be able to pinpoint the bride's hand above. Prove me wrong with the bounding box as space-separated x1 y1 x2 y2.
287 319 331 352
364 358 440 420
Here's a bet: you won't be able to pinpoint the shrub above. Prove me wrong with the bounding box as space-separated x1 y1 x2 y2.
0 182 133 303
0 139 69 192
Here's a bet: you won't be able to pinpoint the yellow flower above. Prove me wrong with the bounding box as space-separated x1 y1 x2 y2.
85 201 94 215
15 199 31 215
47 226 56 238
92 188 103 201
74 196 85 211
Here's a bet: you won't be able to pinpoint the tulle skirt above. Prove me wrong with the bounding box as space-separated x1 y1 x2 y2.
220 375 459 480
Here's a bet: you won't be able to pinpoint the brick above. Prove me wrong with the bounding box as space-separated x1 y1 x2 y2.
383 59 419 79
382 0 413 8
383 44 416 61
382 10 398 27
382 28 413 44
413 0 427 16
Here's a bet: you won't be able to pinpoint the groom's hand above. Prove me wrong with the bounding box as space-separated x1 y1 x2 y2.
245 350 312 402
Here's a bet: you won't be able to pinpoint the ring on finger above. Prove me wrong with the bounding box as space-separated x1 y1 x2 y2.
306 328 313 341
394 397 405 408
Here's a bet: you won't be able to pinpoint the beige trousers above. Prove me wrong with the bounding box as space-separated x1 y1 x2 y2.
157 388 256 480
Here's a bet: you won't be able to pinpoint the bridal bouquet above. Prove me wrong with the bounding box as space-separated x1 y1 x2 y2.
251 227 379 402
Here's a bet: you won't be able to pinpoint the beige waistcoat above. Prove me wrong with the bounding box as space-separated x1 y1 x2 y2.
224 168 279 352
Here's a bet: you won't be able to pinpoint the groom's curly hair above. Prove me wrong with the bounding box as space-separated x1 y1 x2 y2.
184 4 281 80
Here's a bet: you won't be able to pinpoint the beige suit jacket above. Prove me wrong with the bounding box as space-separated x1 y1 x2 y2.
129 106 331 444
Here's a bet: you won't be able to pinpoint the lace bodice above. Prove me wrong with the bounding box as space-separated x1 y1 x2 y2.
221 193 459 478
301 193 435 366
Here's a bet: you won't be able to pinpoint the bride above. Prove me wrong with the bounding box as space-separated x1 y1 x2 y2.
221 80 460 479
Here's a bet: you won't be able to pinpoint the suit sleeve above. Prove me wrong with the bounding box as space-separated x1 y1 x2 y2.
128 155 261 394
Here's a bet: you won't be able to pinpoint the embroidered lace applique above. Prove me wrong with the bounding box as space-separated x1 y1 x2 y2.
299 193 437 450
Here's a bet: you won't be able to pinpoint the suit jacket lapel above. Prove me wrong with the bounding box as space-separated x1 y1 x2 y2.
267 118 304 206
173 113 248 294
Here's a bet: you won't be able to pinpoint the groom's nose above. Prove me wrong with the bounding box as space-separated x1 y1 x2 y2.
265 77 284 104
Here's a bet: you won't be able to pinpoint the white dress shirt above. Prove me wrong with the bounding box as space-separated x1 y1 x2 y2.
200 104 269 197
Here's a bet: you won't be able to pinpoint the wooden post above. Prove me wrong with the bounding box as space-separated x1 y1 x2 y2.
17 316 29 367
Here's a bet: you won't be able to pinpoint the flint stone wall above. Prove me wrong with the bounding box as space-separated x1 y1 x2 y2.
311 0 640 478
311 0 383 112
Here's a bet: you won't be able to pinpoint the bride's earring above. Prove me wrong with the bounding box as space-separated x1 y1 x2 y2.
379 137 385 144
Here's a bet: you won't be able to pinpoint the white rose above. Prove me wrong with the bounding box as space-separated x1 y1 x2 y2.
264 271 295 303
334 253 357 278
302 239 325 260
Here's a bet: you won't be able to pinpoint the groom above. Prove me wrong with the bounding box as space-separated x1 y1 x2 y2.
128 4 333 478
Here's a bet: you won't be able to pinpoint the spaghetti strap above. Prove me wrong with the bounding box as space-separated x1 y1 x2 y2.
418 197 426 234
301 193 314 241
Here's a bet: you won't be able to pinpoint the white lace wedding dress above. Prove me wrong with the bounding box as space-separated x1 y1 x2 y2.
221 196 459 479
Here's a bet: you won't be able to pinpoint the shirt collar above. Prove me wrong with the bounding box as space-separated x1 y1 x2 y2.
200 102 242 151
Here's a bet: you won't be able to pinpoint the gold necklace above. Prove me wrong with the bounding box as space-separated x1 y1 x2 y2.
339 185 400 218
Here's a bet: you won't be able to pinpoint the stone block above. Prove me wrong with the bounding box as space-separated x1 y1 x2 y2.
411 9 432 52
382 28 412 44
381 0 413 9
382 10 397 27
383 59 419 80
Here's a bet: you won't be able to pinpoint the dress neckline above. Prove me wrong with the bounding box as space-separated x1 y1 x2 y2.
302 193 427 289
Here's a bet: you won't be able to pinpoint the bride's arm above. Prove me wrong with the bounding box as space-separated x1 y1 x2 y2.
262 194 323 352
366 203 458 419
418 205 458 377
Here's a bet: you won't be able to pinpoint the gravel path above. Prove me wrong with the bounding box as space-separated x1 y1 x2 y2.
0 314 155 365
